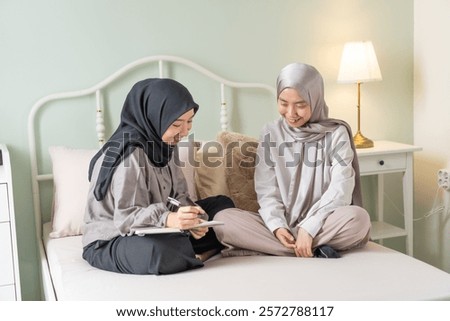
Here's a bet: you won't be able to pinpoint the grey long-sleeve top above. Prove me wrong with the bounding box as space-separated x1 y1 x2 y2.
254 119 355 238
82 147 192 247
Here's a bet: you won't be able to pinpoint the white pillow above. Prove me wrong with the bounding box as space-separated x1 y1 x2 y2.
48 146 97 238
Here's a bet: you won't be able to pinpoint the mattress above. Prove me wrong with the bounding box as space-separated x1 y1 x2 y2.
43 223 450 301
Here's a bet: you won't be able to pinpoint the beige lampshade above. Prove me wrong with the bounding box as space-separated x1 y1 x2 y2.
338 41 382 83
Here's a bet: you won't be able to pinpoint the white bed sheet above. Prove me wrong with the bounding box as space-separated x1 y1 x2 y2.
43 223 450 301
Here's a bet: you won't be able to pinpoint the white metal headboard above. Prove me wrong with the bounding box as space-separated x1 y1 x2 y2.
28 55 276 240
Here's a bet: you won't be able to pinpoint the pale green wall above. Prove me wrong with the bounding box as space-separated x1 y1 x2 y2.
0 0 413 300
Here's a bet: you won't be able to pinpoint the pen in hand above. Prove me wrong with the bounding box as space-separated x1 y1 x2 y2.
167 197 181 211
167 196 208 221
167 196 208 222
166 197 209 239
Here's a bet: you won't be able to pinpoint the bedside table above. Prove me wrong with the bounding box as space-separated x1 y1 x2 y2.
0 144 21 300
356 140 422 256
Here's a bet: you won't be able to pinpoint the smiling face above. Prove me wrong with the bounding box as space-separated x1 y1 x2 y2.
161 108 195 145
277 88 312 128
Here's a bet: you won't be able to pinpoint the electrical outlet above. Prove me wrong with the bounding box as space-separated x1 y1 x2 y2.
437 169 450 190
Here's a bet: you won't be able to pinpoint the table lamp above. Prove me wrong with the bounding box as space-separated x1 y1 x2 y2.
338 41 382 148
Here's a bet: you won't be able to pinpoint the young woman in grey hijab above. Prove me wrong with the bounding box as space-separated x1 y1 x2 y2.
82 78 234 274
214 63 370 258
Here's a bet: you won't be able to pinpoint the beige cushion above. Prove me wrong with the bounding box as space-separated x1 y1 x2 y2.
194 141 230 200
217 131 260 213
176 140 200 201
49 146 97 238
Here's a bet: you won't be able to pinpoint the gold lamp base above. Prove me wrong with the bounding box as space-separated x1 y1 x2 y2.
353 131 374 149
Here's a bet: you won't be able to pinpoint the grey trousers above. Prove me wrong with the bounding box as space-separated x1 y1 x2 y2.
213 205 371 257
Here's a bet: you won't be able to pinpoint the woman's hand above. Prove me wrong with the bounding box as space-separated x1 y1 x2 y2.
166 205 206 230
189 224 208 240
274 228 296 249
294 228 313 257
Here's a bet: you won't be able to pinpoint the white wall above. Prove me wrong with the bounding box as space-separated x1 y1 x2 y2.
414 0 450 272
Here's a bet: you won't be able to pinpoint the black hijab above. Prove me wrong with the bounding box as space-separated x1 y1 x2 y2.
89 78 199 201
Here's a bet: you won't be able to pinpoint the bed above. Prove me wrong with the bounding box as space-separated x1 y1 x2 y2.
28 55 450 301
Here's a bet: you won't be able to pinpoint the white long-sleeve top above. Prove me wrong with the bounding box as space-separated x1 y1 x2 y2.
254 118 355 238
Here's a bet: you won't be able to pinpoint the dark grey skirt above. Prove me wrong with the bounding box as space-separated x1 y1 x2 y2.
82 195 234 275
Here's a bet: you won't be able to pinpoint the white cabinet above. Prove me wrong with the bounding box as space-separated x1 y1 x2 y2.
0 144 21 301
357 140 422 256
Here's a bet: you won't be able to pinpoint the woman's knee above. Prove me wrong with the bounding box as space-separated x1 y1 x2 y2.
214 207 248 226
212 208 247 241
211 195 235 209
212 210 231 240
197 195 235 218
347 206 371 241
350 206 370 227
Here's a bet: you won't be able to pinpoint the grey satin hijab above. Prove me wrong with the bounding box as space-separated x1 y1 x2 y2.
276 62 362 206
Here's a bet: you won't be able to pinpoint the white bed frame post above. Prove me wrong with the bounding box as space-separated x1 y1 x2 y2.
158 60 164 78
220 83 228 132
95 90 105 146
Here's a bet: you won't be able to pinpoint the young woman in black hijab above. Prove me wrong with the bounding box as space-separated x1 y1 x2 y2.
82 78 234 275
